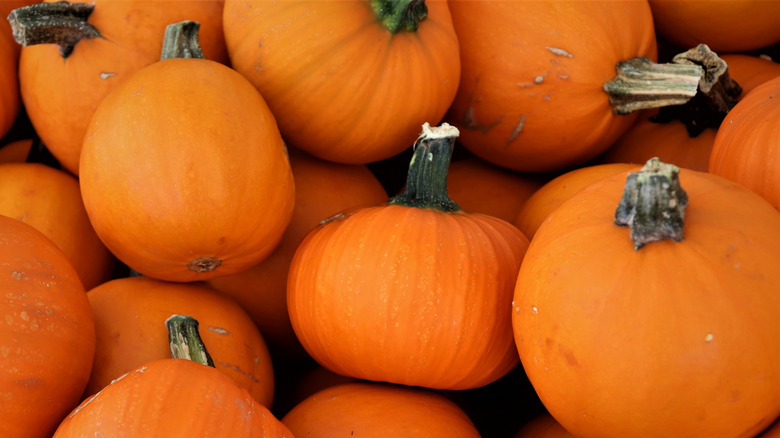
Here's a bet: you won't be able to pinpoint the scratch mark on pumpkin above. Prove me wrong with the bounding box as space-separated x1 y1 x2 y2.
217 361 259 383
507 115 527 146
99 72 116 80
545 46 573 58
208 326 231 336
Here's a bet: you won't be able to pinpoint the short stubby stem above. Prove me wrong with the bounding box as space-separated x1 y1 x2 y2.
7 1 102 58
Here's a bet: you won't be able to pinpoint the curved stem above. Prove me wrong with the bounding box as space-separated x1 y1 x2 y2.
7 1 101 58
370 0 428 33
160 20 204 61
614 158 688 250
166 314 215 367
388 122 461 212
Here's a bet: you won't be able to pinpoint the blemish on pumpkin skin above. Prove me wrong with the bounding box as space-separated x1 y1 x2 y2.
217 361 259 383
545 46 574 58
99 72 115 79
506 116 526 145
208 326 231 336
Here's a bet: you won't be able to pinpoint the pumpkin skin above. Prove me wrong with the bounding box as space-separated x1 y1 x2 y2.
14 0 227 175
282 382 481 437
514 413 575 438
648 0 780 53
512 168 780 437
223 0 460 164
54 358 293 437
513 162 637 239
79 57 295 282
206 148 387 357
0 215 95 438
0 139 32 163
0 162 115 290
446 0 657 172
84 276 275 408
709 75 780 210
0 11 19 141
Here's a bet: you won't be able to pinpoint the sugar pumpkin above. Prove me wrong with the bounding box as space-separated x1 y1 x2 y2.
513 158 780 437
79 22 295 281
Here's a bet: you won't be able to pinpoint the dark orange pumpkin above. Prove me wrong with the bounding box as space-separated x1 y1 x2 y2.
85 275 275 408
9 0 227 175
514 413 575 438
223 0 460 164
446 0 657 172
53 315 292 437
0 138 32 163
0 215 95 438
513 159 780 437
287 123 528 390
0 8 20 141
0 162 115 289
79 22 295 282
282 382 481 437
709 75 780 210
206 148 387 357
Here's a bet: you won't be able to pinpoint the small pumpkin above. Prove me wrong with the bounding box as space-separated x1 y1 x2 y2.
282 382 481 437
79 22 295 281
0 215 95 438
0 11 19 141
513 158 780 437
0 138 32 163
709 75 780 210
8 0 227 174
53 315 292 437
85 275 275 408
514 413 575 438
287 123 528 390
223 0 460 164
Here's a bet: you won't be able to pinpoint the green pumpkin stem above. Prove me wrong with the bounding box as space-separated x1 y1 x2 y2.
370 0 428 33
165 314 215 367
649 44 742 137
160 20 204 61
388 122 461 212
614 157 688 250
7 0 102 58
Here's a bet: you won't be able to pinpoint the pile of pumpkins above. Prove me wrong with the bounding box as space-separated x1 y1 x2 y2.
0 0 778 437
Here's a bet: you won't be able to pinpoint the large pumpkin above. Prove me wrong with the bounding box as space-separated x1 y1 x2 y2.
223 0 460 164
446 0 657 172
79 22 295 282
0 215 95 438
287 123 528 390
513 158 780 437
8 0 227 175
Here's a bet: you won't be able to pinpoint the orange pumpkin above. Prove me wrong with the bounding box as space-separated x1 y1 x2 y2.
287 123 528 390
514 413 575 438
446 0 657 172
709 75 780 210
0 11 19 141
0 215 95 438
447 156 543 223
85 275 275 408
9 0 227 175
54 315 292 437
648 0 780 53
0 138 32 163
513 162 637 240
206 148 387 357
0 162 115 289
282 382 481 437
513 159 780 437
79 22 295 282
223 0 460 164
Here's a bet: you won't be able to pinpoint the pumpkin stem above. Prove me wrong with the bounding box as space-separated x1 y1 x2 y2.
6 0 102 58
649 44 742 137
370 0 428 33
165 314 215 368
160 20 204 61
614 157 688 250
388 122 461 212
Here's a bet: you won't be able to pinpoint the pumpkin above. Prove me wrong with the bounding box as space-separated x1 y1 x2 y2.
287 123 528 390
206 148 387 357
513 162 637 240
79 22 295 282
446 0 658 172
514 413 575 438
447 156 543 223
0 162 114 289
53 315 292 437
0 215 95 438
709 75 780 210
222 0 460 164
282 382 481 437
84 275 275 408
8 0 227 175
648 0 780 53
0 11 19 141
600 51 780 171
0 138 32 163
759 418 780 438
513 158 780 437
